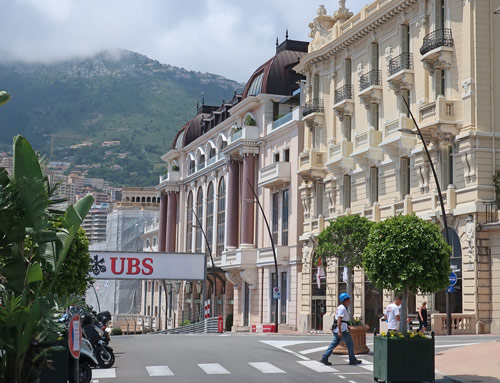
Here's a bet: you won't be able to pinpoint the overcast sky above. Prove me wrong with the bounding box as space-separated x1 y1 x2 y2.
0 0 366 83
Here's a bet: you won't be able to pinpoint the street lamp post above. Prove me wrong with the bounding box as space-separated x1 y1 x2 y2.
399 96 452 335
245 179 279 333
192 210 217 317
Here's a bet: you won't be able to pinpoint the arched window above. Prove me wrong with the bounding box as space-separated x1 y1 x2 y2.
152 197 156 203
147 197 151 203
217 178 226 256
186 192 193 252
206 183 214 252
131 197 135 202
141 197 146 203
195 188 204 253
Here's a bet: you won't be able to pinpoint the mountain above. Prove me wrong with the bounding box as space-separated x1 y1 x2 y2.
0 50 243 186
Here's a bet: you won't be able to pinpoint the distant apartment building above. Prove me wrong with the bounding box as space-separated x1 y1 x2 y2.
0 155 13 175
81 203 110 243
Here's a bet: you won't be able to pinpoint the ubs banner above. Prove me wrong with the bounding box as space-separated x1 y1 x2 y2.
89 251 206 280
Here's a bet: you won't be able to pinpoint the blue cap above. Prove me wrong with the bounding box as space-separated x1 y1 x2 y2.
339 292 351 302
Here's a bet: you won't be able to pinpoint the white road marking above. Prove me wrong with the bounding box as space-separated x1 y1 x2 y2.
435 342 479 348
343 358 373 371
297 360 339 372
248 362 286 374
333 372 372 375
299 345 328 355
338 375 346 379
198 363 231 374
260 340 329 360
348 380 357 383
146 365 174 376
91 369 116 379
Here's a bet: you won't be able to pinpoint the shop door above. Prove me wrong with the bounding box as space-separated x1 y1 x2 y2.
312 299 326 331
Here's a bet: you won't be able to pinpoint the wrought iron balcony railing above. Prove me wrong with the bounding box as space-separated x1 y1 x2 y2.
303 98 324 116
388 52 413 76
359 70 381 91
420 28 454 56
334 84 354 104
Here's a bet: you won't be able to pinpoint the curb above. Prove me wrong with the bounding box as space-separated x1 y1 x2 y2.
436 371 468 383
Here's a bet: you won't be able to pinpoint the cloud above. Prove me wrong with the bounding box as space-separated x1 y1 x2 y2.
0 0 366 82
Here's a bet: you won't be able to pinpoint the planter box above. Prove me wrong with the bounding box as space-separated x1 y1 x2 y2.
373 335 435 382
332 325 370 355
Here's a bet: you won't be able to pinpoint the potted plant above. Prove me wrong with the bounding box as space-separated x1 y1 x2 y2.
243 115 256 126
493 171 500 207
316 215 373 355
363 214 450 383
171 164 180 172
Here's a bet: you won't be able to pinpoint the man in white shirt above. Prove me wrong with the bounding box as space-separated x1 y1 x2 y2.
384 296 402 331
320 293 362 366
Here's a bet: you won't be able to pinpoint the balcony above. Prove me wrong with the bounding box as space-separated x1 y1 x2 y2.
298 149 326 180
379 115 417 157
229 124 259 144
359 70 382 107
325 140 355 174
258 162 291 188
159 170 180 184
418 96 460 136
303 98 324 117
333 85 354 120
220 247 257 269
420 29 454 72
267 106 303 134
351 129 383 167
387 52 414 94
257 246 289 267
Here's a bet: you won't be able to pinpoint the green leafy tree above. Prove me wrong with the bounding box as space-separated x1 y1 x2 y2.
42 227 93 296
316 215 373 316
0 135 93 382
363 214 451 333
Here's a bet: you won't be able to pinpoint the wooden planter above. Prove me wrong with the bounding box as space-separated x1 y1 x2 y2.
332 325 370 355
373 334 435 382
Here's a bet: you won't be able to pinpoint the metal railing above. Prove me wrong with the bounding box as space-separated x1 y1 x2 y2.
485 201 499 224
334 84 354 104
359 70 381 91
388 52 413 76
303 98 324 116
420 28 454 56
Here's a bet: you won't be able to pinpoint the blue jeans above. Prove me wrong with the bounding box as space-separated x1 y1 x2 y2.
321 331 356 362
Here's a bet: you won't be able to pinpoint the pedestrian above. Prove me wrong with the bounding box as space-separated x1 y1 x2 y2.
319 293 362 366
384 295 402 332
418 301 428 332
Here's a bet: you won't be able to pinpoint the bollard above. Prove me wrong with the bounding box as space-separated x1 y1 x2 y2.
217 315 223 333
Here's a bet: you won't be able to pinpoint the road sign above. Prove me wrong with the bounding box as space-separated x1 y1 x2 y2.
447 286 455 293
68 314 81 359
272 287 280 300
449 272 457 286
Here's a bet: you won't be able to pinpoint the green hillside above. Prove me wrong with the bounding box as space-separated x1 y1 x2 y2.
0 50 243 186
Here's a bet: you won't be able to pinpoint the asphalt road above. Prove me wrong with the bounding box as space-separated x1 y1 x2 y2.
90 333 500 383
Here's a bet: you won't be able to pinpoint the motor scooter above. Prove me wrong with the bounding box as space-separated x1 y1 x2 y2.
69 338 98 383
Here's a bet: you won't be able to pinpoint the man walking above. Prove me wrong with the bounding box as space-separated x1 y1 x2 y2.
384 295 402 331
320 293 362 366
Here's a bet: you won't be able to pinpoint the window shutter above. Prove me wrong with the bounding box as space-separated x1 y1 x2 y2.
371 43 379 71
371 103 379 130
313 74 320 100
435 69 443 98
344 116 352 141
401 25 409 54
370 167 378 204
345 59 352 86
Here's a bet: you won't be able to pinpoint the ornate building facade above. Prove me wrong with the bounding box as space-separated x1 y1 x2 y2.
294 0 500 334
155 38 308 330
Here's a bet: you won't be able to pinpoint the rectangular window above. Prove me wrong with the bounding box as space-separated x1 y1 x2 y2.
280 272 287 324
344 115 352 142
284 149 290 162
441 145 453 189
273 102 279 121
345 59 352 86
371 42 379 71
343 175 351 210
316 182 324 218
435 0 445 30
370 103 379 131
270 273 277 324
282 189 289 246
400 157 411 199
272 192 279 244
370 167 378 205
313 74 320 100
274 153 280 163
401 89 410 117
435 69 446 98
401 24 410 54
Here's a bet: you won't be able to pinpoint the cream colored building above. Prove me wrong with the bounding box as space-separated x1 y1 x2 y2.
294 0 500 334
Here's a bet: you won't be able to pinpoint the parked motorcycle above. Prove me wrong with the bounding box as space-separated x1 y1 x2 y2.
69 337 99 383
82 312 115 368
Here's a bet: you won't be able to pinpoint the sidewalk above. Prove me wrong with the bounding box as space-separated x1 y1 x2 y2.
436 341 500 382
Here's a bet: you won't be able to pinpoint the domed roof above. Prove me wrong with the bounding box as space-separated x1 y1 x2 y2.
242 39 308 99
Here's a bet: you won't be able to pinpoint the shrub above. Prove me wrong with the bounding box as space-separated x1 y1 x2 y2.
111 328 122 336
180 319 191 327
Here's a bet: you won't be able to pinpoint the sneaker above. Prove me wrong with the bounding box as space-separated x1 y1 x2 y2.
319 358 332 366
349 359 362 365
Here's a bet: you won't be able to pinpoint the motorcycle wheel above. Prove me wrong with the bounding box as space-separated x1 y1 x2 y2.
79 362 92 383
96 346 115 368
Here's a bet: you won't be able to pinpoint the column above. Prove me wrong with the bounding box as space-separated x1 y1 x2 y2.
166 191 178 252
227 160 239 247
241 152 257 246
158 193 168 252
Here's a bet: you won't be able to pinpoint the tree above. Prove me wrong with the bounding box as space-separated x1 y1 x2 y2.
316 215 373 316
0 135 93 382
42 227 93 296
363 214 451 333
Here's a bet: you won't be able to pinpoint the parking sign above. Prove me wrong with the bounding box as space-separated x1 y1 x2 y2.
272 287 280 300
